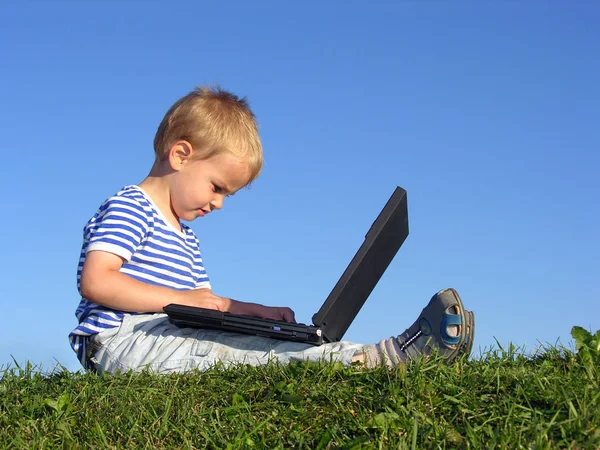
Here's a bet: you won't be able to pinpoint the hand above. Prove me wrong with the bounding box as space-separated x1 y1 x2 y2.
177 288 228 311
259 305 297 323
179 291 297 323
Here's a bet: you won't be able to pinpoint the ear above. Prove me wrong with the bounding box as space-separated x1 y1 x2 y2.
168 141 193 171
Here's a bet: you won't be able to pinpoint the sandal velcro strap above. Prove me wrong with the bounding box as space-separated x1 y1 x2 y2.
441 313 462 345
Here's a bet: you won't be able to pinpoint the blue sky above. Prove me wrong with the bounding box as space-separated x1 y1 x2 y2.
1 2 598 372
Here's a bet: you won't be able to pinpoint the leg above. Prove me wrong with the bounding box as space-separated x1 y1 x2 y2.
90 288 475 374
90 313 369 374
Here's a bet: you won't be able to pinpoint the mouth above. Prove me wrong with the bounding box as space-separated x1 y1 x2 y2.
198 209 210 217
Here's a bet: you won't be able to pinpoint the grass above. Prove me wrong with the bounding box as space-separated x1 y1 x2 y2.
1 344 599 449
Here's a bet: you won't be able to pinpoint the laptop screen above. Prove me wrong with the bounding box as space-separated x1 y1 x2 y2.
312 186 409 342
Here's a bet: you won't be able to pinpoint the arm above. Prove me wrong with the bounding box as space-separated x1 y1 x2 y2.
80 250 296 321
80 250 224 312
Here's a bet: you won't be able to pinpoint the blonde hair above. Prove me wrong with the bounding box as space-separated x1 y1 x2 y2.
153 86 263 184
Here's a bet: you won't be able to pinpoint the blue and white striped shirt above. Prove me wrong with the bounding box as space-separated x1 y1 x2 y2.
69 185 211 369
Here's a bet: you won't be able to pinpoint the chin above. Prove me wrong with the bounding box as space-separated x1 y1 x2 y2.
175 212 193 222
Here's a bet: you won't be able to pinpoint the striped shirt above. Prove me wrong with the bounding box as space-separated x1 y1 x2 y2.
68 185 211 369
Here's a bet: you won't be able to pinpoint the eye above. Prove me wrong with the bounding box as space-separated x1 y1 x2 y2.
212 184 223 193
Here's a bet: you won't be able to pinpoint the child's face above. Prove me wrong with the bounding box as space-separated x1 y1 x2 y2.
169 151 250 222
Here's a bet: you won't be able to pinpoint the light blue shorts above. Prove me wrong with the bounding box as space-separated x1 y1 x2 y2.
89 313 371 374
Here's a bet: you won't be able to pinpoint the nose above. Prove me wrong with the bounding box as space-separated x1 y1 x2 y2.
210 197 223 211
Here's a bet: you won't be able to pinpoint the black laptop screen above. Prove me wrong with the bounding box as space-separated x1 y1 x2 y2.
312 186 409 342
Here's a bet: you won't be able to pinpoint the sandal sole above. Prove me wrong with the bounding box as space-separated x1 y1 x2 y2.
460 310 475 357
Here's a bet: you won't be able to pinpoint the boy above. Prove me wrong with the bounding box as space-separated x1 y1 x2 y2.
69 86 475 374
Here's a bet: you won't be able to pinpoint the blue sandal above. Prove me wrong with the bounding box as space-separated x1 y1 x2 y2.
394 288 471 362
366 288 474 367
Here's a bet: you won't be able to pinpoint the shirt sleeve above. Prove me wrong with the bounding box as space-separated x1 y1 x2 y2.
84 195 150 262
196 275 212 290
184 229 212 290
194 254 212 290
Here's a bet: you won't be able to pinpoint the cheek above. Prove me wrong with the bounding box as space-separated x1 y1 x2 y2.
175 179 208 209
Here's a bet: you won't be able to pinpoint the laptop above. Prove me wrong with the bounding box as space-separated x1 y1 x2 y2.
163 186 409 345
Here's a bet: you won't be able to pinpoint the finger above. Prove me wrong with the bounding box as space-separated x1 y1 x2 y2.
285 310 297 323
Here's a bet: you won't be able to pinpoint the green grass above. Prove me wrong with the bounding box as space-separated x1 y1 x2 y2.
1 345 599 449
